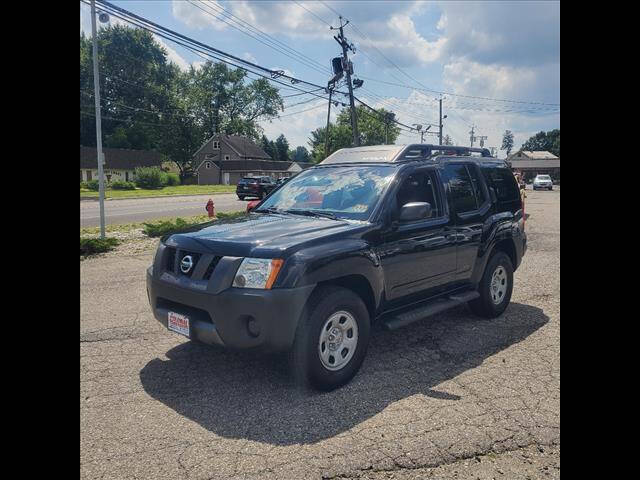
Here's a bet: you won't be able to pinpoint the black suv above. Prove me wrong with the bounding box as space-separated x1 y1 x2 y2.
236 176 276 200
147 144 526 390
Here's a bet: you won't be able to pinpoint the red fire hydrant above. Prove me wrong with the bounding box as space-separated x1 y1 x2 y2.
206 198 215 218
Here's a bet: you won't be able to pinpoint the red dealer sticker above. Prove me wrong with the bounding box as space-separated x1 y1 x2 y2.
168 311 190 338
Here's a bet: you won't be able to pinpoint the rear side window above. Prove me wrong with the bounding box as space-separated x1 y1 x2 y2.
467 165 487 206
483 167 520 203
441 163 478 213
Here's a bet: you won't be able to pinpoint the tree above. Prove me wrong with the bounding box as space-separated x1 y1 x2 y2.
260 135 276 159
274 134 290 161
443 135 453 146
501 130 514 156
80 26 178 150
80 26 284 179
521 129 559 157
291 146 310 163
308 106 401 160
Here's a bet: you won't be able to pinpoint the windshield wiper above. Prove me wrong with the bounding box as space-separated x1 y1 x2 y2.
254 206 291 215
287 209 339 220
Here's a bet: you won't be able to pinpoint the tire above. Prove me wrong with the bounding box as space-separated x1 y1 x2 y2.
238 195 245 200
468 251 514 318
289 286 370 391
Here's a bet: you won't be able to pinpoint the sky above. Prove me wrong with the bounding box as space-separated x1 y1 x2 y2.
80 1 560 156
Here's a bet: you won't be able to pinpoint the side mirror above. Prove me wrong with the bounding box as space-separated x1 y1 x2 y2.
399 202 431 222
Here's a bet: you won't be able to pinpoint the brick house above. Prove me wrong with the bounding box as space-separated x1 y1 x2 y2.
80 146 164 183
193 134 313 185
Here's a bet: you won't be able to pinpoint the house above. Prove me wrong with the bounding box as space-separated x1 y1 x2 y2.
193 134 314 185
80 146 164 183
506 150 560 181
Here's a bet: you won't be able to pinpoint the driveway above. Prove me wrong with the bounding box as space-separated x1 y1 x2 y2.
80 193 247 228
80 189 560 479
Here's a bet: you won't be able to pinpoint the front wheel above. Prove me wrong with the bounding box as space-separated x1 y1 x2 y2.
289 286 370 391
237 195 245 200
468 251 514 318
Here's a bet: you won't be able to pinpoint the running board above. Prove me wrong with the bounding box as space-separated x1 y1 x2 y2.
382 291 480 331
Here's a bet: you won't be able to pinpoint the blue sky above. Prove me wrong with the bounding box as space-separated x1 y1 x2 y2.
80 1 560 155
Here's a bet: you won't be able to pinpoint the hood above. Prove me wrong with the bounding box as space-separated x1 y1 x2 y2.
164 212 367 258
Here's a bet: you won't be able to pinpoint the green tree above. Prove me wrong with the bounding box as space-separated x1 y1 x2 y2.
291 146 310 163
501 130 515 156
188 62 283 141
308 106 400 160
520 129 559 157
260 135 276 159
80 26 178 150
275 134 290 161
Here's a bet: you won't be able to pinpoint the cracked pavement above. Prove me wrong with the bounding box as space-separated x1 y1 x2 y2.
81 189 559 479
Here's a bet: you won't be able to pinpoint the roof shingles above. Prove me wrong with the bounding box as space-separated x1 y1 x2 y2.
80 146 163 170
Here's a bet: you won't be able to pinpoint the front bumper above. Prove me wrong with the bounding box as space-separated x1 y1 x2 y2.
146 267 315 352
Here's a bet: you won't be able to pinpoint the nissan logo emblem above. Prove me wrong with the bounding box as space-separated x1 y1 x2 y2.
180 255 194 274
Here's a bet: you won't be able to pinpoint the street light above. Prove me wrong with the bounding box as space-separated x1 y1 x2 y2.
90 1 110 238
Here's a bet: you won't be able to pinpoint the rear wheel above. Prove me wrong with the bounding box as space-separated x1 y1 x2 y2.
468 251 514 318
289 286 370 391
238 195 245 200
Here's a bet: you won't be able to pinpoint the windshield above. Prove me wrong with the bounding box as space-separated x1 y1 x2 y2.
537 175 551 180
256 165 396 220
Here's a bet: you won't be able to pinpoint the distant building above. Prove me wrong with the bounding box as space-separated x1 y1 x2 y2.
193 134 314 185
507 150 560 181
80 146 163 183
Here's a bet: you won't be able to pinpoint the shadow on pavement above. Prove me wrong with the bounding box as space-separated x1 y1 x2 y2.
140 302 547 445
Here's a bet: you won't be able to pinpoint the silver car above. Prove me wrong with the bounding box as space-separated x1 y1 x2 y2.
533 174 553 190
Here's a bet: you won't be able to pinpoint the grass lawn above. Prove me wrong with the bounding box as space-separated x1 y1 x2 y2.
80 184 236 199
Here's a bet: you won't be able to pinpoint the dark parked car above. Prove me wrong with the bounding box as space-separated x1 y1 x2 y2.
147 144 526 391
236 176 276 200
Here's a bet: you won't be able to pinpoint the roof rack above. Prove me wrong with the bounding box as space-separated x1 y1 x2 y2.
319 144 493 165
396 144 493 162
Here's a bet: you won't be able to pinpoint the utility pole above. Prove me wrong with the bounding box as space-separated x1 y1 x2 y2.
332 17 359 146
91 0 106 239
438 96 443 146
324 86 333 158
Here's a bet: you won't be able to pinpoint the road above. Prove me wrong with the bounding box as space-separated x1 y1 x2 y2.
80 189 560 479
80 193 247 227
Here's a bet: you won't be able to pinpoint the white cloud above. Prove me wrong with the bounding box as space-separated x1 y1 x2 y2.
242 52 257 64
172 0 227 31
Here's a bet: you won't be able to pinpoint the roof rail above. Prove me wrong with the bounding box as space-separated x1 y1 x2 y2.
396 144 492 161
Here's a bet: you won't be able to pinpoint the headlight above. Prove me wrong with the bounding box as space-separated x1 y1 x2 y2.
233 258 284 289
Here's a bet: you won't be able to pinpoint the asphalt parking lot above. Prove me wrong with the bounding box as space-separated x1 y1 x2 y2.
80 188 560 479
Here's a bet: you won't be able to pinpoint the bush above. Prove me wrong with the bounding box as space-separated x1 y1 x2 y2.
80 181 88 189
86 179 100 191
111 180 137 190
165 173 180 186
142 217 205 237
134 167 167 189
80 237 119 256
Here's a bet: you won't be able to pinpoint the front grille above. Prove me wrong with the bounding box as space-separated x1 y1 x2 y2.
203 256 222 280
166 247 176 272
177 251 201 278
164 247 202 278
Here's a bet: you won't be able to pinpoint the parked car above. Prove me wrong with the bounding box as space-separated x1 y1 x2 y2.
276 177 291 186
532 174 553 190
147 144 526 391
236 176 276 200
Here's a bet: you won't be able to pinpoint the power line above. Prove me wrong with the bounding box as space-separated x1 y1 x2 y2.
315 2 559 108
188 0 330 77
292 0 333 27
